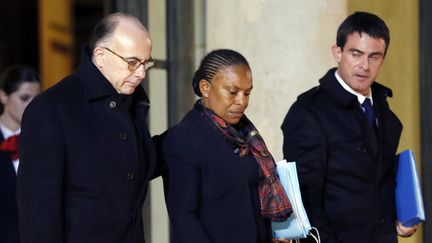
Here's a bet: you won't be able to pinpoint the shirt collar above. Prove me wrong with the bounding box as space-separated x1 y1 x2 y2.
0 123 20 139
334 70 373 105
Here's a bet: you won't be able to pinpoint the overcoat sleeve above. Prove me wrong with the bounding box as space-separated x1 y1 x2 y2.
162 130 212 243
17 96 66 243
281 102 337 242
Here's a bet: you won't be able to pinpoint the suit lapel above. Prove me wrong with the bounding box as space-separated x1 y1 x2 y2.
373 97 390 178
364 119 378 158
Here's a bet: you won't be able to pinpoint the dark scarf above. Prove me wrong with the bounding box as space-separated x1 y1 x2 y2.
196 101 292 221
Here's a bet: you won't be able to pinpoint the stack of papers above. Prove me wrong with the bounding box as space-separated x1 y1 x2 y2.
272 160 312 239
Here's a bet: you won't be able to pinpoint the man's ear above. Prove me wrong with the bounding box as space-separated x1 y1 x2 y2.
93 47 105 69
199 79 211 98
0 90 8 105
331 44 342 64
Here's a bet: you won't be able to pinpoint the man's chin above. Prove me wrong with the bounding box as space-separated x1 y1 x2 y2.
120 84 140 95
119 88 136 95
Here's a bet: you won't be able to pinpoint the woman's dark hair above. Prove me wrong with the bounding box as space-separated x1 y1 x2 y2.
336 11 390 55
0 65 40 95
192 49 250 97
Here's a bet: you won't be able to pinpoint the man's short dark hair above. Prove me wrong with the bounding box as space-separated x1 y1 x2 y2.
336 11 390 55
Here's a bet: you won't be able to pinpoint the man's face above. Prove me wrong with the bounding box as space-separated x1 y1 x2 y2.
332 32 386 96
95 25 152 95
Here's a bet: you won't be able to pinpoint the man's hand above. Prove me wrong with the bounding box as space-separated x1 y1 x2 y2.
396 220 418 237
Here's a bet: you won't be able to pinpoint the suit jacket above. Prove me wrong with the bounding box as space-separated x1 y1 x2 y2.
281 68 402 243
17 47 157 243
0 133 19 243
162 105 270 243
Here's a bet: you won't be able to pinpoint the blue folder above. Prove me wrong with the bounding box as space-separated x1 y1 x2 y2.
395 150 425 227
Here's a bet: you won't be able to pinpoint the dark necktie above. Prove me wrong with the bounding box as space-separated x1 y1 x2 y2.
0 134 19 160
361 98 376 127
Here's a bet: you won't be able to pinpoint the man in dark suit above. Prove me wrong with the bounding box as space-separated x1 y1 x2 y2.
281 12 417 243
17 12 157 243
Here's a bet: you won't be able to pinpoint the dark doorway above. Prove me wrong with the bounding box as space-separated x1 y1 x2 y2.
0 0 39 72
73 0 105 67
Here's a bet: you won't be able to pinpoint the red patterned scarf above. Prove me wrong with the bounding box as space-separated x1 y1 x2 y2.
196 101 292 221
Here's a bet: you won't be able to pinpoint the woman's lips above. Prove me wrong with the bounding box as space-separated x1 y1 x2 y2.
230 111 244 118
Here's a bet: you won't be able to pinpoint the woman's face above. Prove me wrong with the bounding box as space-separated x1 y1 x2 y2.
201 64 253 125
1 82 41 125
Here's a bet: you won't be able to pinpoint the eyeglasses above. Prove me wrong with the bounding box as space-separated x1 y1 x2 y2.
103 47 155 72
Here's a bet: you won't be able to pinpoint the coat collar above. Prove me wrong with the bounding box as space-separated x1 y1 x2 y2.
319 68 393 107
76 46 150 106
75 46 117 101
186 101 243 157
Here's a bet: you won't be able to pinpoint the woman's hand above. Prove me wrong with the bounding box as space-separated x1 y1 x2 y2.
396 220 418 237
272 238 291 243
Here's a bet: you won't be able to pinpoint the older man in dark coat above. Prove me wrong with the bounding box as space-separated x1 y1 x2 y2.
281 12 417 243
17 12 157 243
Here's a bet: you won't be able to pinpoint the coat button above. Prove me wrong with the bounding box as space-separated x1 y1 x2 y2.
119 132 128 140
109 101 117 108
127 173 135 181
357 146 366 153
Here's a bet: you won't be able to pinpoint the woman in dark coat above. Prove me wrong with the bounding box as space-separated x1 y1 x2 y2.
0 65 41 243
162 49 292 243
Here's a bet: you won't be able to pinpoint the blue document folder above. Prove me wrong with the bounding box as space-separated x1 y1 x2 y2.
395 150 425 227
